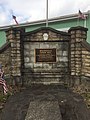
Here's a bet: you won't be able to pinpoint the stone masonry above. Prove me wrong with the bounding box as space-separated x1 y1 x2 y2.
68 26 90 90
0 26 90 90
22 27 70 84
0 42 11 83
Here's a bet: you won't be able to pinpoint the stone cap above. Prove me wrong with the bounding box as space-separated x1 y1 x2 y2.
5 26 25 33
0 42 11 53
68 26 88 33
23 27 70 36
81 40 90 52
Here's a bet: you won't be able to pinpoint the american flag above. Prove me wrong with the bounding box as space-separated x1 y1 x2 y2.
12 15 19 25
78 10 86 19
0 70 8 95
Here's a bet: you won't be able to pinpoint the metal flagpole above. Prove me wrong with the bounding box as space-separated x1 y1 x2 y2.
46 0 48 27
77 10 79 26
84 18 86 27
77 17 79 26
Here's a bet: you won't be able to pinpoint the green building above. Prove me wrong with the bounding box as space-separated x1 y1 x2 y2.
0 10 90 47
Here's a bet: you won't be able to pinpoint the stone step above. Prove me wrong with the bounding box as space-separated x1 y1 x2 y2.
22 68 69 73
25 100 62 120
23 76 68 85
23 75 68 78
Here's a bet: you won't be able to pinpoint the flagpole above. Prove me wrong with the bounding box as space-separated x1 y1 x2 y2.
84 18 86 27
46 0 48 27
77 17 79 26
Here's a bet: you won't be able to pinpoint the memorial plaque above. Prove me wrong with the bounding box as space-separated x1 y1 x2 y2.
35 49 56 62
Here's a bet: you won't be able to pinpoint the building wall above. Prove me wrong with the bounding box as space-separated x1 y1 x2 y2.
0 31 6 47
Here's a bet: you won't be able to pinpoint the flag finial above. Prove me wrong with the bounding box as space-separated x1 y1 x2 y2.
78 10 86 19
12 15 19 25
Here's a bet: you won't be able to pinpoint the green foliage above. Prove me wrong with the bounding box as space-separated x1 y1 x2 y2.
0 94 9 102
81 92 90 108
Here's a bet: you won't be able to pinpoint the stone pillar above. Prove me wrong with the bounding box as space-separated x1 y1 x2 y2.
5 28 22 85
68 26 88 85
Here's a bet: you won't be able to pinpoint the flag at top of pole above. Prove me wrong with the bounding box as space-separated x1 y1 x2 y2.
77 10 87 27
78 10 86 19
12 15 19 25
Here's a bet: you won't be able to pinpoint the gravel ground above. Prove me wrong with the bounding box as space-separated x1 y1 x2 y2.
0 85 90 120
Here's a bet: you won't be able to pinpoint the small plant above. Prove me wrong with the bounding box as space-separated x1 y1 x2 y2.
0 93 10 102
0 94 8 111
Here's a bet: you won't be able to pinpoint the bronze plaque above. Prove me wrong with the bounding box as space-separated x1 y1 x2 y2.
35 49 56 62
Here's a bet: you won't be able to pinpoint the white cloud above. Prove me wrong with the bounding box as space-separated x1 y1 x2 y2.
0 0 90 26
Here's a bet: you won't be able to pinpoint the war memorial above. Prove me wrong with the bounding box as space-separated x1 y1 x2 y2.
0 26 90 119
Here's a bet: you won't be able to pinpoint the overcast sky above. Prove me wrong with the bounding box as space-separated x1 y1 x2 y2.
0 0 90 26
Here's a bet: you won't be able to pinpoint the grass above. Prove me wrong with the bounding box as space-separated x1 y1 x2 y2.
0 94 10 103
72 85 90 108
0 84 21 111
81 92 90 108
0 93 10 112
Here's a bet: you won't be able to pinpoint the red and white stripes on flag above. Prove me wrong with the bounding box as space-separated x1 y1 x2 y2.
78 10 86 19
12 15 19 25
0 78 8 95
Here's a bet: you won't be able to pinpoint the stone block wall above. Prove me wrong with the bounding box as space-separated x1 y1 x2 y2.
0 42 11 82
69 27 88 76
3 28 24 85
0 26 90 88
68 26 90 89
6 28 22 77
23 41 69 84
80 41 90 90
81 41 90 77
23 27 70 84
